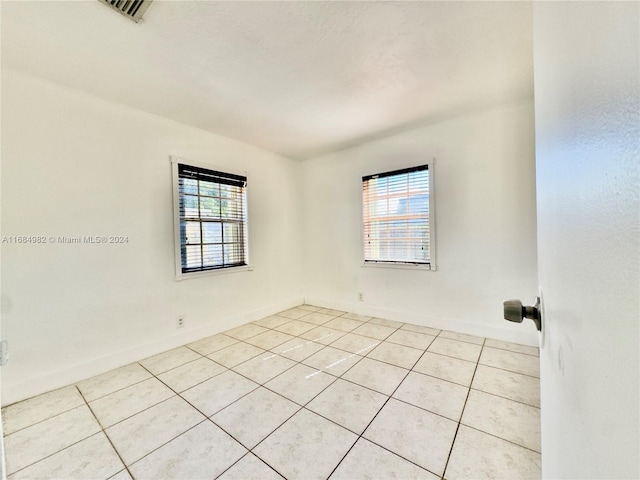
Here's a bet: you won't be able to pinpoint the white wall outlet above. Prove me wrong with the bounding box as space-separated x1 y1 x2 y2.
177 317 184 328
358 293 364 301
0 340 8 365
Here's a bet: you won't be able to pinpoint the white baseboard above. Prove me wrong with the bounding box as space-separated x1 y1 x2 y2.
2 296 303 406
3 293 538 406
304 295 539 347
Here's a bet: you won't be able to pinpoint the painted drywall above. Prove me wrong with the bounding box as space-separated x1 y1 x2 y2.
534 2 639 478
2 1 533 159
0 69 303 405
301 99 539 345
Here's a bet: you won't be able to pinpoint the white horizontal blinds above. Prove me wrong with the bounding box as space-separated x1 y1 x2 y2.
178 164 247 273
363 165 430 264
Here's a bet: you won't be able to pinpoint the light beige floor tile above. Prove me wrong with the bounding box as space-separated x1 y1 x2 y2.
76 363 151 402
89 378 174 428
181 370 258 416
157 357 226 393
253 409 357 480
302 346 364 377
300 326 346 345
298 304 321 312
393 372 469 421
368 317 405 328
401 324 441 336
341 312 373 322
2 386 84 435
387 330 435 350
351 322 397 340
479 347 540 377
462 390 541 452
440 330 485 345
274 320 316 336
224 323 269 341
207 342 265 368
316 307 346 316
330 333 380 355
212 387 299 449
427 337 482 362
270 338 325 362
232 353 296 384
253 315 291 329
275 307 309 320
306 379 387 434
331 438 438 480
413 352 477 386
323 317 365 332
297 312 337 325
105 396 205 465
218 453 284 480
363 398 457 476
139 347 201 375
485 338 539 356
4 405 101 475
367 341 423 369
8 432 123 480
186 334 238 356
244 330 295 350
472 365 540 407
108 468 133 480
128 421 246 480
342 358 408 395
446 425 541 480
264 364 336 405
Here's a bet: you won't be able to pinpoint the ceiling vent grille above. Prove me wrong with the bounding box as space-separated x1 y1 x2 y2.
97 0 153 23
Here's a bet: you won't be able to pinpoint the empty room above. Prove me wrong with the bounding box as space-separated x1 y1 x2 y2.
0 1 638 479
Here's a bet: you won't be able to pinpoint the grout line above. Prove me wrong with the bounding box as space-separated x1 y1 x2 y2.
460 423 543 455
483 344 540 358
476 362 540 379
326 334 434 479
76 386 135 480
1 402 86 438
6 430 115 478
441 338 485 478
128 365 259 466
6 305 541 480
150 354 208 376
213 451 283 480
468 386 541 410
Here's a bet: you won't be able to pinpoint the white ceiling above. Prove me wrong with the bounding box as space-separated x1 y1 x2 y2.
1 1 533 159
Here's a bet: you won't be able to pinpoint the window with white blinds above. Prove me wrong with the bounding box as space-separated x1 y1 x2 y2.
173 161 248 276
362 164 433 267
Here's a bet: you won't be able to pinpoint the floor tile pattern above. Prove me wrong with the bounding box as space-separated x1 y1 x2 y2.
2 307 541 479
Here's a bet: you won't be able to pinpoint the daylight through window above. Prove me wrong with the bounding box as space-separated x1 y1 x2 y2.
176 163 248 274
362 165 432 267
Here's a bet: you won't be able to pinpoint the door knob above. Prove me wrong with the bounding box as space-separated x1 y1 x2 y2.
503 297 542 331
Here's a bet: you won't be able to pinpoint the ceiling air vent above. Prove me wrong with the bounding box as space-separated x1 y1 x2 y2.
97 0 153 23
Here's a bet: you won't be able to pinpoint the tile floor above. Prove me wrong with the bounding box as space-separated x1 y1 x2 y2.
2 305 541 479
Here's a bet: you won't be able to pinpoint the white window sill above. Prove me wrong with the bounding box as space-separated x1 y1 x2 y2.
361 261 436 271
175 265 253 281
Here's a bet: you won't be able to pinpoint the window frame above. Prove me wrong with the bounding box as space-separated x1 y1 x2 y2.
171 156 252 281
360 160 437 271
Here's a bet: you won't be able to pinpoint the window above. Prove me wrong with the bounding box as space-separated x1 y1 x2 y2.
172 158 249 278
362 164 435 269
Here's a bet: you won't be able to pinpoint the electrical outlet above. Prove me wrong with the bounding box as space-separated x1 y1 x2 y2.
358 293 364 302
0 340 8 366
177 317 184 328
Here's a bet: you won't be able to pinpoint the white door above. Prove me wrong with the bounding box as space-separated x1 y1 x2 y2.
533 2 639 478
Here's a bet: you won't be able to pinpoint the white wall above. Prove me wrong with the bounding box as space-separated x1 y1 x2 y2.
534 3 639 478
0 69 303 405
302 99 539 345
